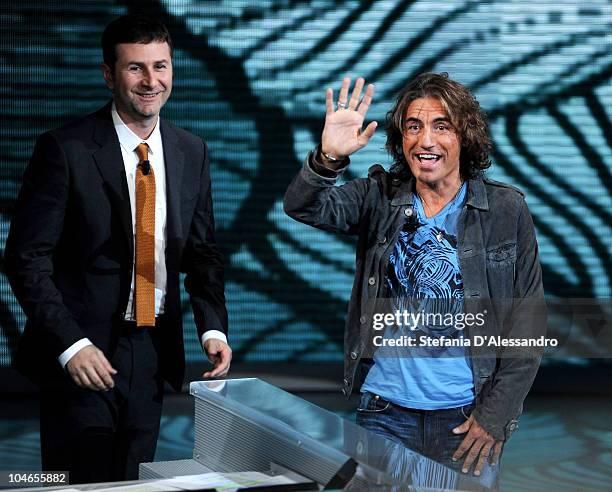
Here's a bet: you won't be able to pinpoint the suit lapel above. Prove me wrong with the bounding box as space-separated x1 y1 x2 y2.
91 105 134 255
161 119 184 243
89 109 185 262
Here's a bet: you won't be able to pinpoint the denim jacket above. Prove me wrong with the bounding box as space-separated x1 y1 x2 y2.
284 151 546 441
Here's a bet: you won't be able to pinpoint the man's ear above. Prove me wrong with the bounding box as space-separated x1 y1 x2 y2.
101 63 114 90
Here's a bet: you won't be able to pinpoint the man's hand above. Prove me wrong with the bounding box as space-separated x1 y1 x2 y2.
452 414 503 476
202 339 232 379
65 345 117 391
320 76 377 166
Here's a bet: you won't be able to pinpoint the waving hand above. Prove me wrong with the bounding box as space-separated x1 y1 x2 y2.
321 77 377 165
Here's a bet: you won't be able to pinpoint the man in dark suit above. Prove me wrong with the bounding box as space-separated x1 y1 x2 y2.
4 15 231 483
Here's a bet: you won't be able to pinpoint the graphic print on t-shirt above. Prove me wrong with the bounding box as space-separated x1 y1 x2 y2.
362 183 475 410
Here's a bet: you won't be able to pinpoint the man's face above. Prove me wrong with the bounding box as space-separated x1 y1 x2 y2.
401 97 461 186
102 41 172 123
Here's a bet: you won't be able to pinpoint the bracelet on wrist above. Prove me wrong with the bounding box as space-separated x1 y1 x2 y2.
322 151 341 162
320 148 349 164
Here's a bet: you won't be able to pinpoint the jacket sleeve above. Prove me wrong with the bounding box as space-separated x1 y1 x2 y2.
283 150 371 235
181 141 229 341
4 132 86 358
472 198 546 441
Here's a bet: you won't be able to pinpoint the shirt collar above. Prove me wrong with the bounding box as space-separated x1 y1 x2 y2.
111 102 163 158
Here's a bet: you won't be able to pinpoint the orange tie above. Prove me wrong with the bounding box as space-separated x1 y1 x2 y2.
135 143 156 327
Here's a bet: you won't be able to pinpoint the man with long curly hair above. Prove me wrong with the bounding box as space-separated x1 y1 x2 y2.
284 73 544 487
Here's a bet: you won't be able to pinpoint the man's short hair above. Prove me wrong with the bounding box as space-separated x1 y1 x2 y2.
386 72 492 180
102 14 173 71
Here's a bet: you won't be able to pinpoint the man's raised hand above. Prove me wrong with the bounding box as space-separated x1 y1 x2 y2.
321 77 377 166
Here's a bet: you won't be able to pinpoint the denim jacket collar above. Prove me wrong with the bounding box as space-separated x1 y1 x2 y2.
390 177 414 206
467 177 489 211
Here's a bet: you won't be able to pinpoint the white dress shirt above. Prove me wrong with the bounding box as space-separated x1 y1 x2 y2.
113 103 167 320
58 105 226 368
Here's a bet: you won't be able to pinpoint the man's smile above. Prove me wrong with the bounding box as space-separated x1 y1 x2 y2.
135 91 162 99
415 152 442 163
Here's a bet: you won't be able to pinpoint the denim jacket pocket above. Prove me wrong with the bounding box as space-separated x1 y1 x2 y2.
486 243 516 266
357 391 391 413
485 243 517 298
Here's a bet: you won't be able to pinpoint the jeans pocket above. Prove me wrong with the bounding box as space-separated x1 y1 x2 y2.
460 402 475 420
357 391 391 413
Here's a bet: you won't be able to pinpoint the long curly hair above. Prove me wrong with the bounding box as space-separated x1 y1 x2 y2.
386 73 492 181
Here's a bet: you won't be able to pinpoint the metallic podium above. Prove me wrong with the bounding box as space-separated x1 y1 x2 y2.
140 378 494 491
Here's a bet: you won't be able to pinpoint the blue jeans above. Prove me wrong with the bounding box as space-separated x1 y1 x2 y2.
356 391 500 490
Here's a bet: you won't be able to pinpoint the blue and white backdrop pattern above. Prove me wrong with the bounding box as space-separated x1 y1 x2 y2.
0 0 610 365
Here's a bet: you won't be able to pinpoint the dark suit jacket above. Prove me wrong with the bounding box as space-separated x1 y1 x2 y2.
4 103 228 391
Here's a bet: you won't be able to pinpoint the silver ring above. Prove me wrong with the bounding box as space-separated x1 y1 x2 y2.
337 100 347 110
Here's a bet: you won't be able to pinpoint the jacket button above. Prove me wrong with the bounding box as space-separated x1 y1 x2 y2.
350 351 358 360
368 277 376 285
360 316 366 324
379 236 387 244
404 207 413 218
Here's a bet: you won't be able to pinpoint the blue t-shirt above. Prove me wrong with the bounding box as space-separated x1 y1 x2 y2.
362 182 474 409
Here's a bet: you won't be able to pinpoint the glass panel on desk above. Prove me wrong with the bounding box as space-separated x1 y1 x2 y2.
189 378 480 490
